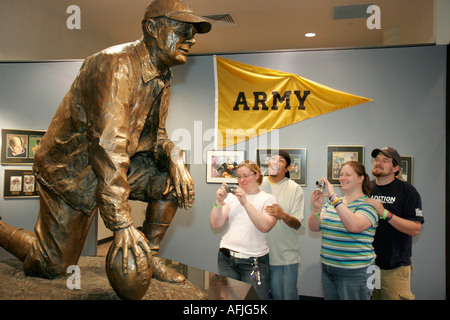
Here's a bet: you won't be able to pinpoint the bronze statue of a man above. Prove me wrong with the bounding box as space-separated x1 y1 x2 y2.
0 0 210 285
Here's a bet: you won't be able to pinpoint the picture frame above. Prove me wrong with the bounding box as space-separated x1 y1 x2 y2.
327 145 364 185
3 169 39 198
1 129 46 165
256 149 307 186
398 156 413 184
182 149 191 171
206 150 245 184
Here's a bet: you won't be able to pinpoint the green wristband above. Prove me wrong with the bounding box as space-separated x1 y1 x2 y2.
313 211 321 221
381 209 393 220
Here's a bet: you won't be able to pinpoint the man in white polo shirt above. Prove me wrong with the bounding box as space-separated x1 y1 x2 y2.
261 150 305 300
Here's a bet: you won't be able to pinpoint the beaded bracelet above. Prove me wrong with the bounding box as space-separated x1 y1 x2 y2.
213 202 222 208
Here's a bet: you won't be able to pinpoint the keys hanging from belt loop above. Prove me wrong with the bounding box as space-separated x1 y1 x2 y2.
251 257 261 287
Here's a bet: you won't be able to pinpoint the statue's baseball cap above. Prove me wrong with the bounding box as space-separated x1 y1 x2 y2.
371 147 401 167
143 0 211 33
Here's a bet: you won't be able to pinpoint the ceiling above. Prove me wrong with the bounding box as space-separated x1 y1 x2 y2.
0 0 442 60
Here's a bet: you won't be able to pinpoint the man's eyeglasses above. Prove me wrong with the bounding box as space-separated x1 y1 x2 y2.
374 156 392 164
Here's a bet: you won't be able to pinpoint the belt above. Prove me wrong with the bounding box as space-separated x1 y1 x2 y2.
220 248 252 259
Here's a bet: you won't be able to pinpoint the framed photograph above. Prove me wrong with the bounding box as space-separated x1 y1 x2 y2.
182 149 191 171
3 169 39 198
256 149 307 186
398 156 413 184
206 150 245 183
327 145 364 185
1 129 46 165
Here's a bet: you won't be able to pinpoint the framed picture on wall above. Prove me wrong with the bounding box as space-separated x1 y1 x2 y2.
206 150 245 184
3 169 39 198
182 149 191 171
327 145 364 185
398 156 413 184
1 129 46 165
256 149 307 186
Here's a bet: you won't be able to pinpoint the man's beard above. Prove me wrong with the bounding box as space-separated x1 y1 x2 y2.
372 168 384 177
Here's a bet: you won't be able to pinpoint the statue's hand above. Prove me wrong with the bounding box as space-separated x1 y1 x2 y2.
163 149 195 209
110 226 152 274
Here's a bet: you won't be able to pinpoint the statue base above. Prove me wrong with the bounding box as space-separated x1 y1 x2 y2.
0 255 259 300
0 256 207 300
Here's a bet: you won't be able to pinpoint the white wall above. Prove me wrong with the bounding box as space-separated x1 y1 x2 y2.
0 44 446 299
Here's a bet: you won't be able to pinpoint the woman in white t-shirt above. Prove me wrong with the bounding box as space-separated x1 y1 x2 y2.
210 160 277 299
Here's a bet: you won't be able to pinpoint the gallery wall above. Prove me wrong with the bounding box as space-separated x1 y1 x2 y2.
0 44 446 299
0 61 97 258
162 45 447 300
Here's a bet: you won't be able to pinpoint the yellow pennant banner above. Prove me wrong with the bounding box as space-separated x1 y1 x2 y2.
214 56 373 149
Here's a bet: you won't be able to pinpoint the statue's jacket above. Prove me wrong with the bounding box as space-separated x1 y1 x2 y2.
33 38 174 231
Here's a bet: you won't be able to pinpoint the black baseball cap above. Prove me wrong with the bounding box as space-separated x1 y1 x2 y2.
371 147 401 167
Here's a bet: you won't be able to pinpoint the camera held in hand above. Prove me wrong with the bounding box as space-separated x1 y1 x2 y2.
225 185 237 193
315 180 326 194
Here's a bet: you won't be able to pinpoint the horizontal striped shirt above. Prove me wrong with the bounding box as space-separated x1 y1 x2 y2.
320 196 378 269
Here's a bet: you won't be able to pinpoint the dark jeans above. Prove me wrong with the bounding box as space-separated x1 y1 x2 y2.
218 249 271 300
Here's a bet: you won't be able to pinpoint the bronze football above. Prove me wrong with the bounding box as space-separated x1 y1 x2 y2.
105 243 152 300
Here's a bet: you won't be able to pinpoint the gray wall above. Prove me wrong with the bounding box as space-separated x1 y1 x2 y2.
0 44 446 299
0 61 97 258
162 45 447 300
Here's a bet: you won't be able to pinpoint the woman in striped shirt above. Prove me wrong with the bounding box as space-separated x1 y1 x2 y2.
309 161 378 300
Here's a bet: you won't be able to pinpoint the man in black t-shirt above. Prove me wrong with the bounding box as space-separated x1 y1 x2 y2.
367 147 424 300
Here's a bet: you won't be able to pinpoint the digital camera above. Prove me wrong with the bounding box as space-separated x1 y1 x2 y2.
315 180 326 193
225 185 237 193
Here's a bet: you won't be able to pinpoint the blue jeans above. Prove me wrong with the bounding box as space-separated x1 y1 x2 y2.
270 264 299 300
321 262 374 300
218 249 271 300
